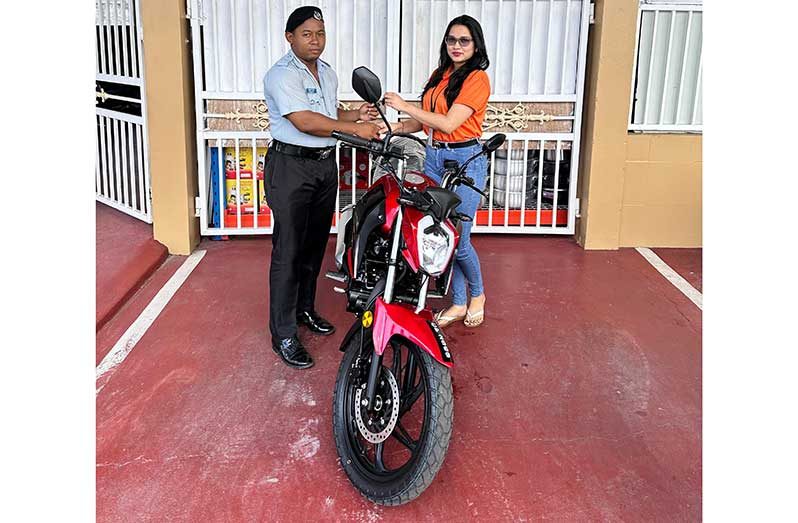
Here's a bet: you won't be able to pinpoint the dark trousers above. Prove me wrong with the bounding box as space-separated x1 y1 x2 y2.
264 149 337 341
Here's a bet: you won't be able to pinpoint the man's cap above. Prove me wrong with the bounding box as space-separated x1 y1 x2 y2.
285 6 324 33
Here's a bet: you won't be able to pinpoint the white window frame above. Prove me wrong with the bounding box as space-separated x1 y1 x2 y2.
628 1 702 133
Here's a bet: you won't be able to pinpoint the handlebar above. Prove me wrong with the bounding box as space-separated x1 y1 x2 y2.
459 176 488 199
330 130 407 163
331 129 487 199
397 190 431 211
330 130 383 153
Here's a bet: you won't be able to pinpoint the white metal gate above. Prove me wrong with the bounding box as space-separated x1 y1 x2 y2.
189 0 590 235
95 0 152 223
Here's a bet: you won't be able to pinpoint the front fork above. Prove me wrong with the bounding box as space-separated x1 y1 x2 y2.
363 160 436 410
364 350 383 410
362 275 430 409
367 156 408 409
383 207 403 304
383 159 405 304
364 205 401 409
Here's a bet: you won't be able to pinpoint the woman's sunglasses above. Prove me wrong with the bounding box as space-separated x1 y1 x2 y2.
444 36 473 48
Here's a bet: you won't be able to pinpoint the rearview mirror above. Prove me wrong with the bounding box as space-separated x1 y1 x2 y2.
483 134 506 153
352 67 382 104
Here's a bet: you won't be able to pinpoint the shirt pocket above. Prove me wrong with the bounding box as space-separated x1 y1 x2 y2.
302 82 324 112
322 83 338 118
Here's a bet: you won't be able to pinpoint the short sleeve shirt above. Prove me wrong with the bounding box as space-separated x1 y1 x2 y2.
421 69 491 142
263 49 338 147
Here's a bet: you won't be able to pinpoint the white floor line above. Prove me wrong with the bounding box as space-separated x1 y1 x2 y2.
636 247 702 310
96 249 207 382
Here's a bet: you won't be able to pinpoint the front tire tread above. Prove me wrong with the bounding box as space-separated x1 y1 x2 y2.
332 332 453 506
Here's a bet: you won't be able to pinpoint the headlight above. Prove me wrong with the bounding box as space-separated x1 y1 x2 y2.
417 215 455 276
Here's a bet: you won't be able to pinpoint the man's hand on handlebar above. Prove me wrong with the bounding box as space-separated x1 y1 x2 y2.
352 121 381 140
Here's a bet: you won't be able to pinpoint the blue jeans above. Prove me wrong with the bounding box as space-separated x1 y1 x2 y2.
424 143 487 306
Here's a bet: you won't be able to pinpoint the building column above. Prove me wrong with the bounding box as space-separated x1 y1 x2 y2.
576 0 639 249
140 0 199 255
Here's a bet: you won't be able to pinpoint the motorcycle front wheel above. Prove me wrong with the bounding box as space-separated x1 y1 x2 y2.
332 326 453 506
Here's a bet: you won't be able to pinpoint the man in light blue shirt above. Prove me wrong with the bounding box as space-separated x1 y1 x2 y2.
264 49 340 148
263 6 380 369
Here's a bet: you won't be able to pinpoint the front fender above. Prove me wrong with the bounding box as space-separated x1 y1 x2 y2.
338 318 362 352
372 297 453 368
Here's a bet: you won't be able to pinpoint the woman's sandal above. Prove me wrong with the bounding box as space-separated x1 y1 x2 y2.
464 308 485 328
435 309 466 328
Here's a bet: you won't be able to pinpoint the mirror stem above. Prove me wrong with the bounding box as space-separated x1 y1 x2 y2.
373 102 392 153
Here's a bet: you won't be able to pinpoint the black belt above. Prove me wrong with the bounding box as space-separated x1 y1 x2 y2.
430 138 480 150
271 140 335 160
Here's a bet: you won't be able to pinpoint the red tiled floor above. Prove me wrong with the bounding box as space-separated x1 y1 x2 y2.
96 203 168 331
653 248 702 293
96 236 701 521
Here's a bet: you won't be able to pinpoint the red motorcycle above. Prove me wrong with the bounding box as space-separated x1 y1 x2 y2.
326 67 506 505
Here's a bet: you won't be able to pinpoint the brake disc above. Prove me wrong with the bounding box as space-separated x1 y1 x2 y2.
353 368 401 444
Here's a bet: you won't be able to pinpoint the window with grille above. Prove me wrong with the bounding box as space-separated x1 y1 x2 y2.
629 1 702 132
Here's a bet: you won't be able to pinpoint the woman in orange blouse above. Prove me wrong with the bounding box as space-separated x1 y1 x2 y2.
383 15 491 328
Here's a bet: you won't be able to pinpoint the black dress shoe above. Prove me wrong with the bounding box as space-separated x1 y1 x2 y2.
271 337 314 369
296 310 336 336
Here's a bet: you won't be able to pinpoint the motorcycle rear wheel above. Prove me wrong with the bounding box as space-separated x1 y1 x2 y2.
332 326 453 505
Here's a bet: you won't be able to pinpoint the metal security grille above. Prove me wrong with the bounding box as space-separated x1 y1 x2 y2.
198 0 398 99
95 0 152 223
629 1 703 132
400 0 583 99
189 0 591 236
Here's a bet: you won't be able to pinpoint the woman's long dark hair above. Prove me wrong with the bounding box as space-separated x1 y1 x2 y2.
421 15 490 109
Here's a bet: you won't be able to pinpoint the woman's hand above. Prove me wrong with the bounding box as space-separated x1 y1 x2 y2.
383 92 412 114
358 103 379 121
377 121 404 135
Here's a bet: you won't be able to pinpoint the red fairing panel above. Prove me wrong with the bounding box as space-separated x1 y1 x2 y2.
376 175 401 236
372 297 453 368
401 248 420 273
378 170 437 235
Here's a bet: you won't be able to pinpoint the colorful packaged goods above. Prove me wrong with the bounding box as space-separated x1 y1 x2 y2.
224 146 268 215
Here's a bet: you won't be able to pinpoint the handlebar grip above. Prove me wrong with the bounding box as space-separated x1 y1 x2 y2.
397 196 415 206
461 178 488 199
471 185 489 199
331 130 377 150
398 191 431 210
